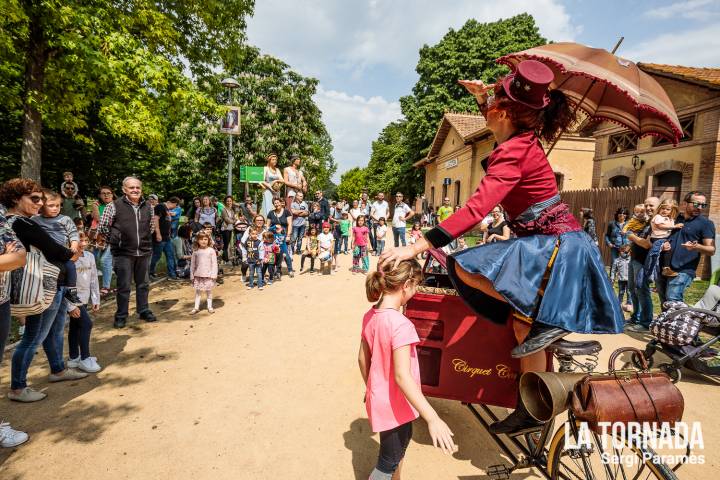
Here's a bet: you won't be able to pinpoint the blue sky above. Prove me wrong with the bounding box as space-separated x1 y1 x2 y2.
246 0 720 181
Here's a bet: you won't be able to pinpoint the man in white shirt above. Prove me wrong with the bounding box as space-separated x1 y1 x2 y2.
370 192 389 252
391 192 415 247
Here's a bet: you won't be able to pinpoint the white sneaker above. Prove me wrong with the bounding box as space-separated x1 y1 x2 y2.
67 356 80 369
78 357 102 373
0 421 29 448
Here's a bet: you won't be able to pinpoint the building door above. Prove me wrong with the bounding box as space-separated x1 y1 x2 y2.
653 170 682 202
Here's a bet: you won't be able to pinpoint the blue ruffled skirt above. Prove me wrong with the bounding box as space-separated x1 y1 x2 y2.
447 231 624 334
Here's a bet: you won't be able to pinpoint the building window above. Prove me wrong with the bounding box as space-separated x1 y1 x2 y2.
430 186 435 209
608 132 638 154
442 183 448 202
554 172 565 191
609 175 630 187
454 180 461 206
654 116 695 146
653 170 682 202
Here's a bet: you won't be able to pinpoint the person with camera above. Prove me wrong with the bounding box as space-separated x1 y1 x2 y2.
60 182 83 220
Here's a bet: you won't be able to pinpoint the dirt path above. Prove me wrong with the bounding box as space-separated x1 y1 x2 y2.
1 254 719 479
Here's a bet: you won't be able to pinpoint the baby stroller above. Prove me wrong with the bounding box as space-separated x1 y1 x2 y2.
635 285 720 383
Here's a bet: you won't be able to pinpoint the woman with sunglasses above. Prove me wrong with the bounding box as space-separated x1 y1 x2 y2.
0 179 88 404
379 60 623 434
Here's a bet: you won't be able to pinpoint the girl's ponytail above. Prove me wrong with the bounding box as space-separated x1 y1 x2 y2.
366 270 386 302
365 259 423 302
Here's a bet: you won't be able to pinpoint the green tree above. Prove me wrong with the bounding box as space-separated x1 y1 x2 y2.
0 0 253 182
336 167 367 201
364 120 420 197
360 14 547 200
400 14 547 159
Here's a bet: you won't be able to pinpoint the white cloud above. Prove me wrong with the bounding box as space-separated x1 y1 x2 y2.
623 23 720 67
645 0 719 20
247 0 578 181
248 0 578 78
313 86 402 181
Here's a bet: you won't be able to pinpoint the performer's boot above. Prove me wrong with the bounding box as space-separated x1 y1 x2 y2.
489 390 544 435
511 321 569 358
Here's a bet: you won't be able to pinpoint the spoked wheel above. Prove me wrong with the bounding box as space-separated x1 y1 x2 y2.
659 363 682 383
548 421 678 480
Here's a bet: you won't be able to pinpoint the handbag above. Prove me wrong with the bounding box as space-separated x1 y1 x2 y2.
570 347 684 433
9 245 61 317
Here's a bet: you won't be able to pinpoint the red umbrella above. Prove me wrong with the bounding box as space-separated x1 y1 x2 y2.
496 40 682 145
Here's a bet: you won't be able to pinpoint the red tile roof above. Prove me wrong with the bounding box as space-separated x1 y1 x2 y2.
638 63 720 89
422 113 488 163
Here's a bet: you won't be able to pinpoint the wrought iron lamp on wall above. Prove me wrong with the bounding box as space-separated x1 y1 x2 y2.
631 154 645 171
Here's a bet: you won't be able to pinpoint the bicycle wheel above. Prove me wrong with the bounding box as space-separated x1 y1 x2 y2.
547 421 678 480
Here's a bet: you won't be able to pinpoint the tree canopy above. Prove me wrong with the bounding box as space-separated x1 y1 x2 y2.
0 0 336 201
347 14 547 202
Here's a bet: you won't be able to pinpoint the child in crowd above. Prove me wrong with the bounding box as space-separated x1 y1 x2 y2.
308 202 323 234
456 236 467 251
243 228 264 290
375 217 387 256
359 259 457 479
301 225 319 274
202 221 224 284
233 218 249 281
317 222 334 273
60 171 79 195
66 232 101 373
340 212 351 254
273 224 294 280
651 198 682 277
262 231 279 286
73 216 85 233
190 231 218 314
611 244 632 312
409 222 424 259
33 190 82 305
351 215 370 274
409 222 422 245
623 203 648 234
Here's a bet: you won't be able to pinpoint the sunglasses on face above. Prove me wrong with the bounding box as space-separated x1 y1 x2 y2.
29 195 44 204
692 202 708 209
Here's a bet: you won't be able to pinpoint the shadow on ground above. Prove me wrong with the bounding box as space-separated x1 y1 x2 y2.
0 282 186 471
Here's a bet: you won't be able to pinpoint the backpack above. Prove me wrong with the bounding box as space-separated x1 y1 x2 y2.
7 217 61 316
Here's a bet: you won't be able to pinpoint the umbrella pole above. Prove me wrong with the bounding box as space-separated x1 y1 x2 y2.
545 36 625 157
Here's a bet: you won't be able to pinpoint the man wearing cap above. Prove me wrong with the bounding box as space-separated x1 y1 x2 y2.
284 154 307 209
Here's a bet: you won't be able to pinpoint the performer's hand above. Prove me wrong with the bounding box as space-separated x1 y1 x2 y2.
378 246 416 272
458 79 494 103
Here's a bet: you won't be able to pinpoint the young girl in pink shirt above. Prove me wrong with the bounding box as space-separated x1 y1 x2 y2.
351 214 370 273
190 231 218 314
358 259 456 479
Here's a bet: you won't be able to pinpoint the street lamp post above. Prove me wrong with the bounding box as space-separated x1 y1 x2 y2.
221 77 240 196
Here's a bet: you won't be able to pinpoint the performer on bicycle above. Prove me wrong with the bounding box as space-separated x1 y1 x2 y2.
379 60 623 434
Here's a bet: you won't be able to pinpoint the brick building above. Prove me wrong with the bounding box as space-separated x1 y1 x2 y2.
590 63 720 229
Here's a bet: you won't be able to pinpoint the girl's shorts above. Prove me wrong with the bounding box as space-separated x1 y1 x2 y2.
375 422 413 475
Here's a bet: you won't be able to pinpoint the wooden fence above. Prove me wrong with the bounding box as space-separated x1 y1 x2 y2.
561 186 647 265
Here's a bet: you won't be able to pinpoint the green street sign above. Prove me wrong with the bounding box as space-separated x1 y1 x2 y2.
239 166 265 183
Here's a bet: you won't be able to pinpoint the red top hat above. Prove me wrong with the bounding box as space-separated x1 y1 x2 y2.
502 60 554 109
